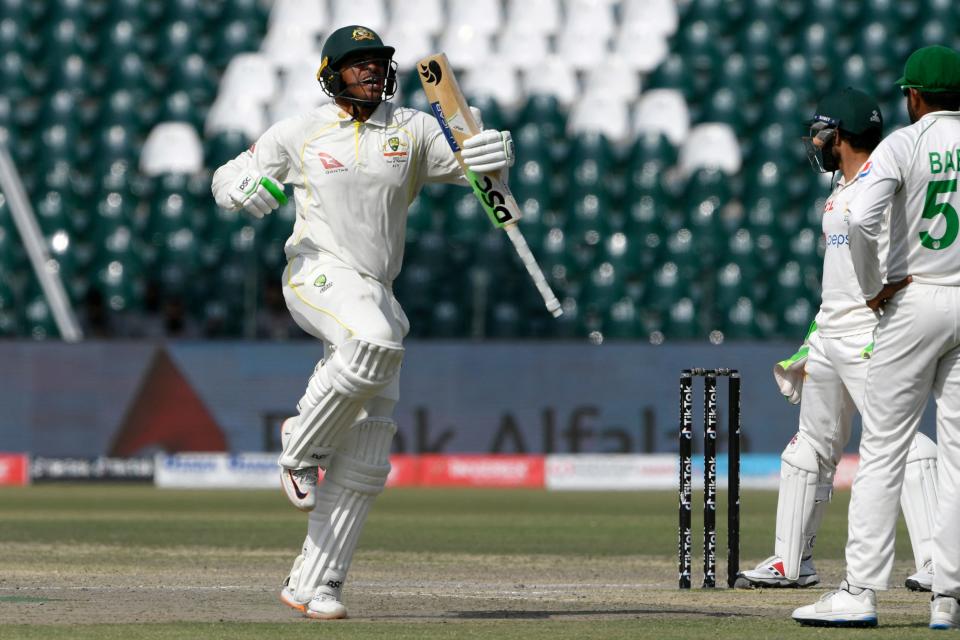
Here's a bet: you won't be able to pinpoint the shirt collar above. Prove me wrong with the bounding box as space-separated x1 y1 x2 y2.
835 159 872 190
325 101 392 127
364 102 392 127
920 109 960 122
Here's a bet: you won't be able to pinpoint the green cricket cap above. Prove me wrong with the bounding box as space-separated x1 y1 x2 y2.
809 87 883 135
318 25 394 76
896 45 960 93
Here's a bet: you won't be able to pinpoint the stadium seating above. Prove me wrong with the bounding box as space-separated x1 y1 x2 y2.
0 0 939 340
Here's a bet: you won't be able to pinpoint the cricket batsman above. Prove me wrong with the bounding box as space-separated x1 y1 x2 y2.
792 45 960 629
737 89 939 594
211 25 515 619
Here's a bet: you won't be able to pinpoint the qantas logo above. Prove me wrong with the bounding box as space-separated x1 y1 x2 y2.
318 152 347 173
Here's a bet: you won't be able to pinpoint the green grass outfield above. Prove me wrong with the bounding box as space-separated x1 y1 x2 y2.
0 485 933 639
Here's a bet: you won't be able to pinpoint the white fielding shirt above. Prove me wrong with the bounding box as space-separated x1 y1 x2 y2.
212 102 466 284
815 162 890 337
849 110 960 298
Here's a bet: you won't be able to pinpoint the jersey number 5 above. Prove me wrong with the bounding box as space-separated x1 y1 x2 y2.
921 179 959 250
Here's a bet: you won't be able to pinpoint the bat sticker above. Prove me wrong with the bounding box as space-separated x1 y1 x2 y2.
429 101 460 152
467 170 516 227
447 110 470 136
419 61 442 85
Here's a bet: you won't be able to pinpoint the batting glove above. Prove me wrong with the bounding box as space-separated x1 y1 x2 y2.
229 173 287 218
461 129 515 174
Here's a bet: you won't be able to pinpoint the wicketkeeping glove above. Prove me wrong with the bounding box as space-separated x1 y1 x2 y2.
461 129 515 174
772 320 817 404
229 173 287 219
773 346 808 404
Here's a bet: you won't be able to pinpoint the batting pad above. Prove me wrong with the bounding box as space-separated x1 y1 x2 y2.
775 434 827 581
292 418 396 602
901 432 939 571
279 340 402 469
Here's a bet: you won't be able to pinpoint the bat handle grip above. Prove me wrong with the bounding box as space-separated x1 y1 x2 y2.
504 224 563 317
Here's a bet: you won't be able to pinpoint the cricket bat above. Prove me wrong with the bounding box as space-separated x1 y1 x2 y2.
417 53 563 318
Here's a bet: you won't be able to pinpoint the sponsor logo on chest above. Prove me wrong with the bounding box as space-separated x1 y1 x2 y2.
825 194 850 222
317 152 348 174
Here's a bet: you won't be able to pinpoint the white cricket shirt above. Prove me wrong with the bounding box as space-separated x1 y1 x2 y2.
212 101 466 284
849 110 960 298
816 162 890 337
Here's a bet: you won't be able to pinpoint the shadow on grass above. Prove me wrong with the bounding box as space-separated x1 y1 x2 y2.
451 609 761 619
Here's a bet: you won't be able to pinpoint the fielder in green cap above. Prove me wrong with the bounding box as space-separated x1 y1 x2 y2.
211 24 518 622
898 45 960 123
792 45 960 630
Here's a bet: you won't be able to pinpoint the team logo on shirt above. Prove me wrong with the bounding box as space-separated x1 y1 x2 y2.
382 135 409 166
317 152 347 174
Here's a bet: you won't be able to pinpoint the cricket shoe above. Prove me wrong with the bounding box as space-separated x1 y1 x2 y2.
930 595 960 630
792 580 877 627
906 559 934 592
279 575 309 613
279 417 318 511
305 582 347 620
734 555 819 588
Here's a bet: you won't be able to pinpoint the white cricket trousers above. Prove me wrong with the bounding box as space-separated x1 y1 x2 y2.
796 330 875 469
846 283 960 594
282 251 409 405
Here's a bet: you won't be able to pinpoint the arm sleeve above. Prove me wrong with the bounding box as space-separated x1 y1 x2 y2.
421 115 469 186
211 149 253 210
848 141 903 299
210 120 294 210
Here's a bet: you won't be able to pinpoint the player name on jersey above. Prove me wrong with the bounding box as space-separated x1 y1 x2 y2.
928 149 960 174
